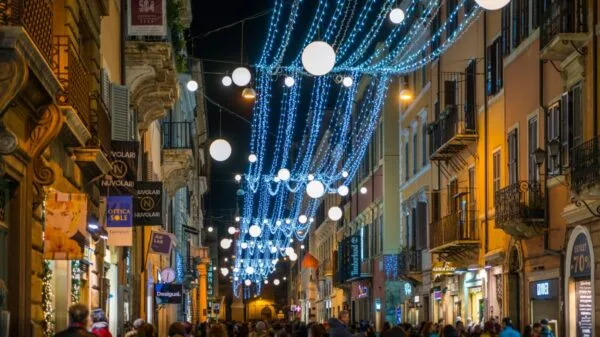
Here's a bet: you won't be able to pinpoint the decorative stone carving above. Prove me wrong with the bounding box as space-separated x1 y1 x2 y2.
0 123 18 154
162 148 194 197
0 47 28 119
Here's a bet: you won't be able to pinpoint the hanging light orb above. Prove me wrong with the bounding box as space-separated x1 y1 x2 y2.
207 226 214 232
248 154 258 163
285 218 291 224
242 88 257 100
389 8 405 24
186 79 199 92
241 242 248 249
235 174 242 182
233 267 239 273
300 244 305 250
245 266 255 275
283 276 287 281
270 246 277 253
249 225 262 238
209 139 232 162
220 238 232 249
222 75 233 87
285 247 295 256
301 41 336 76
244 279 252 286
309 217 315 223
277 168 291 181
221 268 229 276
264 279 269 284
235 216 241 222
298 215 308 224
274 279 280 286
232 67 252 86
360 186 368 194
342 171 349 178
272 258 278 265
328 206 343 221
306 180 325 199
228 226 236 235
289 253 298 261
284 76 295 87
342 76 353 87
337 185 349 197
224 257 228 262
307 174 315 181
276 220 282 226
475 0 511 10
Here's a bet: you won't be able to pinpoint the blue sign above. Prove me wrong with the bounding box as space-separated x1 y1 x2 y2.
529 278 558 300
107 196 133 227
149 231 173 255
571 233 591 278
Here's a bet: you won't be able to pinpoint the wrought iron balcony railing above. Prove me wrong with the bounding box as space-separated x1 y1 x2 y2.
540 0 587 50
429 209 478 251
398 248 422 274
0 0 54 63
495 181 544 234
52 35 91 128
162 121 193 149
571 136 600 194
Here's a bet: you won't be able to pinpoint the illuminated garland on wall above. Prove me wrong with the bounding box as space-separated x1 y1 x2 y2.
42 261 55 337
71 260 81 304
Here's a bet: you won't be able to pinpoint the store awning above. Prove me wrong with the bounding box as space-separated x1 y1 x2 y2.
301 252 319 269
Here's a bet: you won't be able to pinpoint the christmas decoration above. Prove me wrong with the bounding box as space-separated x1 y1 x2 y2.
71 260 81 304
41 261 55 337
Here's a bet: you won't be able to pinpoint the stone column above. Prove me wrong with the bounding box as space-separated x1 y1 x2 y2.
197 258 210 322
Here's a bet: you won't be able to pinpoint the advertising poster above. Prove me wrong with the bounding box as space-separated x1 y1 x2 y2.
44 191 87 260
128 0 167 36
576 280 593 337
134 181 162 225
106 196 133 246
155 283 183 304
101 141 138 196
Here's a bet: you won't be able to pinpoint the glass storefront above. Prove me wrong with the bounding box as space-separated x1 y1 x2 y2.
566 229 594 337
529 278 559 331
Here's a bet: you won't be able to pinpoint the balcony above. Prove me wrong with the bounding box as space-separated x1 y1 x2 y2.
429 72 477 161
540 0 588 61
162 121 194 197
571 137 600 199
429 210 479 258
495 181 545 239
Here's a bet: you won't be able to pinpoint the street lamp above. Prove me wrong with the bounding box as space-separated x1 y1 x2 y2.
400 89 414 102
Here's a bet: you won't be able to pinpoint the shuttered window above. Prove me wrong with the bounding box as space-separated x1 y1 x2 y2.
508 129 518 184
431 191 440 222
493 151 501 204
101 69 111 115
528 117 538 182
111 84 131 141
421 123 428 166
413 131 418 174
465 60 476 130
547 102 561 174
416 202 427 249
449 179 458 213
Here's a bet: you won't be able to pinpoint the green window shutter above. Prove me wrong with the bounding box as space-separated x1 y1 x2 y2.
111 84 130 141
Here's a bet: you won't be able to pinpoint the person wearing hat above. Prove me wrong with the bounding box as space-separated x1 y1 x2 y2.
90 308 112 337
499 318 520 337
539 319 554 337
124 319 145 337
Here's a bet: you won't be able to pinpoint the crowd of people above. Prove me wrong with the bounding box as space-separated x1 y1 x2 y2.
54 304 555 337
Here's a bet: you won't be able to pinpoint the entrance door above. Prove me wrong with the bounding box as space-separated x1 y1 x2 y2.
508 249 521 329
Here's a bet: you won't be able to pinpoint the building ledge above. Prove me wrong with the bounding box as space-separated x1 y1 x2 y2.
71 147 111 176
162 148 194 197
60 106 91 147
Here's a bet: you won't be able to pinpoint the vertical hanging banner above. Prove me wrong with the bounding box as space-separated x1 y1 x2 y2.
106 196 133 246
101 141 138 196
44 191 87 260
149 231 174 256
134 182 163 225
128 0 167 36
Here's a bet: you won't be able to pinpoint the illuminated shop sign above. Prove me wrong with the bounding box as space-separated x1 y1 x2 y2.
571 233 591 278
529 279 558 300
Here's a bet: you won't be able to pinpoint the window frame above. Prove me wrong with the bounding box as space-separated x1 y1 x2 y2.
493 150 501 204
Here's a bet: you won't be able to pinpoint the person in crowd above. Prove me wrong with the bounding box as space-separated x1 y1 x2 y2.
481 321 498 337
208 324 228 337
55 304 96 337
538 320 553 337
365 325 376 337
455 321 466 337
440 325 458 337
381 324 406 337
169 322 187 337
328 311 364 337
499 318 520 337
136 323 156 337
522 326 533 337
90 308 112 337
531 323 541 337
465 319 474 335
125 319 145 337
420 322 435 337
255 321 269 337
308 323 328 337
381 321 391 335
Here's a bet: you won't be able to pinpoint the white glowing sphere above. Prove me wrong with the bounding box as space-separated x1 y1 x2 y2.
264 279 269 284
274 279 280 286
228 226 236 235
475 0 511 10
234 276 239 281
270 246 277 253
289 253 298 261
300 244 305 249
276 220 282 226
220 238 232 249
245 266 255 274
222 75 233 87
244 279 251 286
232 67 252 86
342 171 349 178
309 217 314 223
283 276 287 280
207 226 214 232
186 79 199 92
342 76 353 87
285 219 291 224
389 8 405 24
360 186 368 194
209 139 232 162
337 185 349 196
306 180 325 199
307 174 315 181
284 76 295 87
272 259 278 264
235 216 241 222
301 41 336 76
285 247 295 256
298 215 308 224
241 242 248 249
221 268 229 276
248 154 258 163
233 267 239 273
249 225 262 238
277 168 291 181
328 206 343 221
235 174 242 182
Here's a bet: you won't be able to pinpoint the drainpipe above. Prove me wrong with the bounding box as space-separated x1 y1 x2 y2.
483 11 489 254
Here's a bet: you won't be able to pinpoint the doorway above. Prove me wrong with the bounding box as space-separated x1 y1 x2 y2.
508 248 522 329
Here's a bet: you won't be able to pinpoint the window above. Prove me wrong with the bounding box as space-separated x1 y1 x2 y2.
416 202 428 249
563 83 583 164
378 214 383 254
468 167 476 206
547 102 561 174
465 60 477 130
413 131 418 174
487 37 504 96
528 117 538 182
431 191 441 222
431 9 441 54
447 0 458 37
421 51 427 87
493 151 501 203
422 123 428 166
502 0 537 54
405 142 410 181
448 179 458 213
508 129 519 184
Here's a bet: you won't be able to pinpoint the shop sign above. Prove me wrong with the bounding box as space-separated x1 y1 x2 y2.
128 0 166 36
149 231 174 256
529 279 558 300
576 280 593 337
350 234 360 278
101 141 138 195
134 181 163 225
44 191 87 260
106 196 133 246
571 233 592 278
358 285 368 298
433 290 442 301
432 261 457 277
155 283 182 304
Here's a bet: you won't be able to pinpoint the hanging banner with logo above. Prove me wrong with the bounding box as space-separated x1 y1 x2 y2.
149 231 174 256
155 283 183 304
44 191 87 260
134 181 162 225
128 0 167 36
101 141 138 196
106 196 133 246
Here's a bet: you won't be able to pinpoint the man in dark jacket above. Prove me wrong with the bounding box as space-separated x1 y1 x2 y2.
328 311 364 337
55 304 96 337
